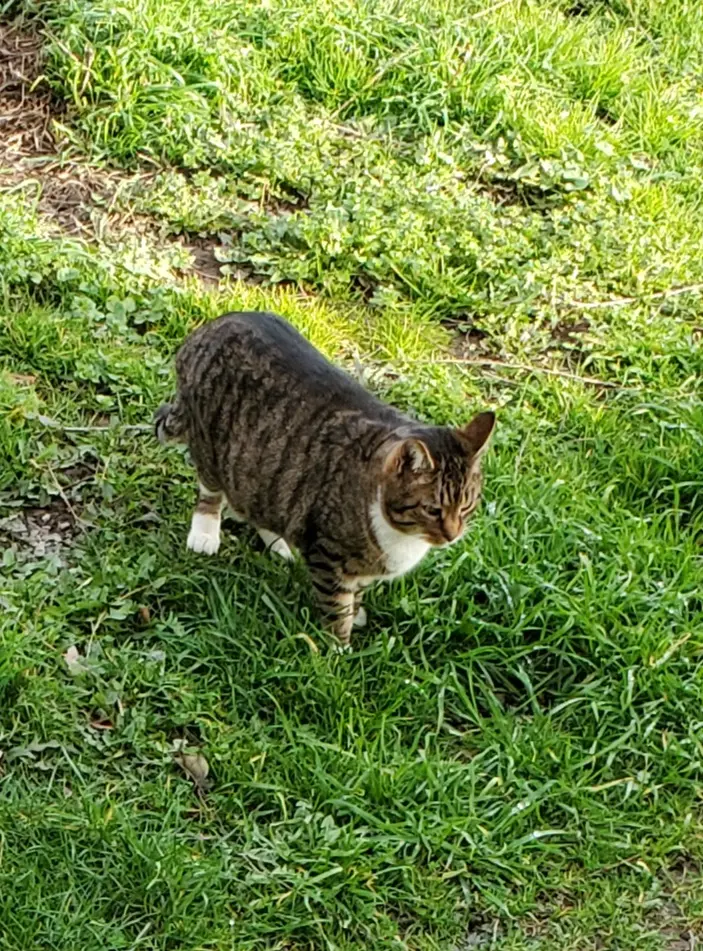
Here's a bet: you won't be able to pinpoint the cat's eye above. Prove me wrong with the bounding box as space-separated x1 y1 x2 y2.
424 505 442 519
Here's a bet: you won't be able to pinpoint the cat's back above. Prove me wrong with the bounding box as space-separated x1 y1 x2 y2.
177 311 394 419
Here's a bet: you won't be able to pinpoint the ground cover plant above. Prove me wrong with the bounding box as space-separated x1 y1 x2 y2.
1 0 703 947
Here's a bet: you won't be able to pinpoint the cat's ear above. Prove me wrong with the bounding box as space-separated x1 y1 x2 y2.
458 411 495 457
385 438 435 476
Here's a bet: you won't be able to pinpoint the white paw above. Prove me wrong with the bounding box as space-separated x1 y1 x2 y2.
353 606 367 628
187 527 220 555
333 642 353 654
259 529 294 561
270 538 294 561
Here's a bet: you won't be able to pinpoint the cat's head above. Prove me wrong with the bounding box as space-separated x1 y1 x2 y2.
379 411 495 546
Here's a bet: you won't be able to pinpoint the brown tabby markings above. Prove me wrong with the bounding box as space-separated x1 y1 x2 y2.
156 312 495 648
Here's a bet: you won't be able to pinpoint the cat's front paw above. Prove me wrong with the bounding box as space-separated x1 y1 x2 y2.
272 540 293 560
187 526 221 555
258 529 294 561
352 606 367 628
333 641 353 654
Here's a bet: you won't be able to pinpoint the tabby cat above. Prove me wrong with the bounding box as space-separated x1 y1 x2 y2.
155 312 495 648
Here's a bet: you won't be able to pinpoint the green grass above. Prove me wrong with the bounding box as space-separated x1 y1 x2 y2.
1 0 703 947
35 0 703 329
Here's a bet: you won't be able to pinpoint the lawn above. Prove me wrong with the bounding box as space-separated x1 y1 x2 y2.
1 0 703 947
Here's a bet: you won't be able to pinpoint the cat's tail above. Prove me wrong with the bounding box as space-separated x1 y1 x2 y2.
154 399 188 444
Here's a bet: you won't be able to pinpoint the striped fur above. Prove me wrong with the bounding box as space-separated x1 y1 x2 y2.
156 312 494 648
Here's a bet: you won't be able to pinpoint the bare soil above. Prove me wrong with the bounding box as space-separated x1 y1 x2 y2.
0 17 225 278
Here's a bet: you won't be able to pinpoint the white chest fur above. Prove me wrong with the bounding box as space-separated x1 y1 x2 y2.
369 497 431 580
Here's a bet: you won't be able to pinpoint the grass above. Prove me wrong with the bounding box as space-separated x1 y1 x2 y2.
35 0 703 330
1 0 703 948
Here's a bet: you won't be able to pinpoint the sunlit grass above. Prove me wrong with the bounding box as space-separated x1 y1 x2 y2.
2 0 703 947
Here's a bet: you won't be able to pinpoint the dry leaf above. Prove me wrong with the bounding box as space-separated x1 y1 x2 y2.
8 373 37 386
63 645 87 675
138 605 151 624
177 751 211 791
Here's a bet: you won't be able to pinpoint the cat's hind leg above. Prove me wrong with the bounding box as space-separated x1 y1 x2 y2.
187 482 224 555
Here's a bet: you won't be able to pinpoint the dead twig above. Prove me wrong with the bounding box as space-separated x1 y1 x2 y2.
414 356 638 391
469 0 515 18
47 472 89 528
65 423 153 434
561 283 703 311
27 413 153 434
28 460 90 529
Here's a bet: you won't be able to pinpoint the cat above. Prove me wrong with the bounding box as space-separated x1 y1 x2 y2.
155 311 495 649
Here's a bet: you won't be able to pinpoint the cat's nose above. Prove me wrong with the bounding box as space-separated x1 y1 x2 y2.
442 517 462 543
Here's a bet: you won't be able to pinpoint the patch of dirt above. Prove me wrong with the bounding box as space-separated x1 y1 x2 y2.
4 157 129 234
268 182 309 215
0 500 78 562
594 101 618 126
543 317 592 366
444 316 498 359
348 272 377 303
648 898 698 951
0 17 229 280
184 236 232 285
519 871 702 951
0 20 54 158
443 312 597 379
0 17 123 234
564 0 593 15
0 451 99 564
453 919 502 949
551 318 591 344
668 855 701 885
478 172 561 212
